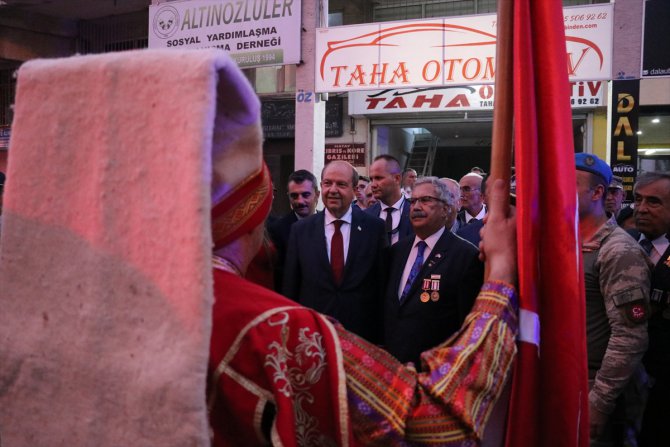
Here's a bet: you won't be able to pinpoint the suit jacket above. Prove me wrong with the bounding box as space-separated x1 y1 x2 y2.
267 212 298 292
456 218 484 247
383 230 484 367
456 205 487 229
642 240 670 379
365 198 414 242
282 207 388 342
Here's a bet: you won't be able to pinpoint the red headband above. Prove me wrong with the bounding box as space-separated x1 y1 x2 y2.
211 163 272 251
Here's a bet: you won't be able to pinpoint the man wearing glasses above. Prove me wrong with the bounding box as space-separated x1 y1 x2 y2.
382 177 484 367
457 172 487 228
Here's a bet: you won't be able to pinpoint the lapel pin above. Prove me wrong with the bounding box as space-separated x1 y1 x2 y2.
357 226 362 231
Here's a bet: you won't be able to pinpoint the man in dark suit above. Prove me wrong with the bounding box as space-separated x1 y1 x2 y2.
283 160 387 343
633 172 670 447
384 176 483 367
457 172 486 227
267 169 319 291
366 154 413 245
456 172 487 246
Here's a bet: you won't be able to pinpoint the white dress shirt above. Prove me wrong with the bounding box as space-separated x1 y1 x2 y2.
397 226 445 299
640 234 670 265
382 196 406 245
464 204 487 223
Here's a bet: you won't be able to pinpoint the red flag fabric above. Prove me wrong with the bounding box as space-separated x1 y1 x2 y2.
504 0 589 446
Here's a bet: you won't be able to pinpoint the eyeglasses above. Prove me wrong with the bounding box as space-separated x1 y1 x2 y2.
460 186 480 193
409 196 446 206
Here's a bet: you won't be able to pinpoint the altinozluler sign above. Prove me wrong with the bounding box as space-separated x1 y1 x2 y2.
149 0 301 68
316 4 613 92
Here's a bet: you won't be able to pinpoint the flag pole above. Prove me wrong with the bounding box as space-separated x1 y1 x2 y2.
489 0 514 197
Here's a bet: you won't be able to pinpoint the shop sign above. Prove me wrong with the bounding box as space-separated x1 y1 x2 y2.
348 81 605 115
262 97 343 138
325 143 366 167
642 0 670 78
609 80 640 200
316 4 612 92
148 0 301 68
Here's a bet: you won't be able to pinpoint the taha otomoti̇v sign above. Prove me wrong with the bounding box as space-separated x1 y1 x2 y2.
316 3 613 92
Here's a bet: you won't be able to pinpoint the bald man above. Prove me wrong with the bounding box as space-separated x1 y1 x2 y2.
283 160 388 342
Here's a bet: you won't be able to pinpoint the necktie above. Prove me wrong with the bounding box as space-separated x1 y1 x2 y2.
385 207 396 244
331 220 345 285
640 238 654 256
401 241 427 300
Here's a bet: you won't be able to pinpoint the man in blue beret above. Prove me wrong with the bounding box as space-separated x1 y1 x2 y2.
575 153 651 445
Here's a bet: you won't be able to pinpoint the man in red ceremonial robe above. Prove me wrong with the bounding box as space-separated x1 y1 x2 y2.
208 158 518 445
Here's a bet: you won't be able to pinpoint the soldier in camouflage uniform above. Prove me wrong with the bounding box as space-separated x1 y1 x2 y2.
575 153 651 446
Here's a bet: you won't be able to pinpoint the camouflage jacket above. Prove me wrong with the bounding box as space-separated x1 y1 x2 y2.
582 216 651 415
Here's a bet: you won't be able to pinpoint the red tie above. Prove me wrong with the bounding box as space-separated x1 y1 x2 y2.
331 220 345 285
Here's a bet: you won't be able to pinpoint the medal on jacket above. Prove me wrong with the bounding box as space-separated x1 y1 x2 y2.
430 275 441 302
420 275 441 302
420 278 431 302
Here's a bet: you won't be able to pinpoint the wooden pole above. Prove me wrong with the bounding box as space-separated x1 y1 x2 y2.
490 0 514 200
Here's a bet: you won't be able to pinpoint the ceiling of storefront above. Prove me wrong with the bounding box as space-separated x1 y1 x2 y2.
0 0 149 20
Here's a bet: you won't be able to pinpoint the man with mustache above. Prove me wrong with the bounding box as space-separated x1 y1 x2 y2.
631 172 670 447
268 169 319 291
283 160 388 342
383 176 484 367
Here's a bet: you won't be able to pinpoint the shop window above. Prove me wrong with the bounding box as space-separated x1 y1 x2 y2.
0 66 18 126
243 65 296 95
638 109 670 174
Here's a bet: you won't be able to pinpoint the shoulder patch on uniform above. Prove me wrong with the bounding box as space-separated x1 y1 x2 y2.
624 301 648 324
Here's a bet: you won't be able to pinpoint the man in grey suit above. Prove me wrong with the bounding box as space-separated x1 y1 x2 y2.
366 154 414 245
283 160 387 343
383 176 483 367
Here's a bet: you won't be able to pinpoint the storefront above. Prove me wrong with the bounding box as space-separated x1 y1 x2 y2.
346 81 605 179
316 3 614 179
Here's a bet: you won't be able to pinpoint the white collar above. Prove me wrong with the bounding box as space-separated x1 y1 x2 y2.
324 205 353 225
382 195 405 212
412 226 445 252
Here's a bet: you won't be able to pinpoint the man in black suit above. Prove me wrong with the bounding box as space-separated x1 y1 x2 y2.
366 154 413 245
283 160 387 343
384 176 483 367
457 172 486 226
633 172 670 447
267 169 319 291
456 172 487 247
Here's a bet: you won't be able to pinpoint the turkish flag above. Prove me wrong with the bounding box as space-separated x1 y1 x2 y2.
503 0 589 446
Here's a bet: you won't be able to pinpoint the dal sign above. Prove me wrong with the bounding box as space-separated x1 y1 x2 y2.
316 4 612 92
348 81 605 115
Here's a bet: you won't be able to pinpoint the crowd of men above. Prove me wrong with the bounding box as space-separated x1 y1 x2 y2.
260 153 670 447
1 49 668 447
